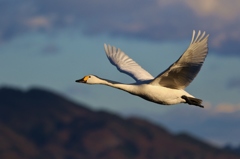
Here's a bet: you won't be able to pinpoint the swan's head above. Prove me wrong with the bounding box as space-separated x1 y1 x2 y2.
75 75 101 84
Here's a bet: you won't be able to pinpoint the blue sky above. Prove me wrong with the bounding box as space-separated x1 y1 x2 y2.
1 0 240 147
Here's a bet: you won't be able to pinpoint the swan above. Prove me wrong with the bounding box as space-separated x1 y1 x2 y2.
76 30 209 108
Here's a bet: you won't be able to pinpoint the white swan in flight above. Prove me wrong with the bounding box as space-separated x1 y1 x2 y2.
76 30 209 108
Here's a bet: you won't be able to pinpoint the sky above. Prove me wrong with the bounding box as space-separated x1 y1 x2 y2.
1 0 240 147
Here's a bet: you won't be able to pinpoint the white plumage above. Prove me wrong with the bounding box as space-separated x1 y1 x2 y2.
76 30 209 108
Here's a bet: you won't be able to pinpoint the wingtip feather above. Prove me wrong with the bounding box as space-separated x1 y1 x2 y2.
103 44 111 54
191 30 209 44
104 43 108 53
191 30 196 44
194 30 201 43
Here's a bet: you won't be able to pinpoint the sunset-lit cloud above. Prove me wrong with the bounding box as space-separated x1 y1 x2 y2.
214 103 240 113
183 0 240 20
156 102 240 146
205 102 240 114
24 16 53 30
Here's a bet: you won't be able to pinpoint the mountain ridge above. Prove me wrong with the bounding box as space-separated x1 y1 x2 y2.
0 86 239 159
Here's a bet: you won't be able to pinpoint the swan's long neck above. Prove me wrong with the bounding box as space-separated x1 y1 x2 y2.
96 77 138 95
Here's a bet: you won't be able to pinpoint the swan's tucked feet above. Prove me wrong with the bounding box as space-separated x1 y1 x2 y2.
181 95 204 108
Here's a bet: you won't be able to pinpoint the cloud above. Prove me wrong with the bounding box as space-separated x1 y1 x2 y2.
24 16 52 30
214 103 240 113
1 0 240 56
227 77 240 89
183 0 240 20
41 44 60 55
122 100 240 146
155 102 240 146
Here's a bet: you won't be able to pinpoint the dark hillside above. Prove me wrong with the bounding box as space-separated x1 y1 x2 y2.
0 87 239 159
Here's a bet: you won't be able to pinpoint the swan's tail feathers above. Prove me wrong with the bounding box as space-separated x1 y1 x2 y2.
181 95 204 108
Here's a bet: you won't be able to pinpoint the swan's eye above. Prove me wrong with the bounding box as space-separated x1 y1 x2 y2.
89 76 91 78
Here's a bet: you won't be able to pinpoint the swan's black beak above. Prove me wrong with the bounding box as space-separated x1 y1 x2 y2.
75 78 85 83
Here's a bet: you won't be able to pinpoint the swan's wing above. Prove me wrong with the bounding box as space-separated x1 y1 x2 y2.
104 44 154 82
150 30 209 89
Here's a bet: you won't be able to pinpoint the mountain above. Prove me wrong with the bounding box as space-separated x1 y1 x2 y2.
0 86 239 159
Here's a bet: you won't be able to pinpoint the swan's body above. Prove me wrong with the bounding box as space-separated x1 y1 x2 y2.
76 30 209 108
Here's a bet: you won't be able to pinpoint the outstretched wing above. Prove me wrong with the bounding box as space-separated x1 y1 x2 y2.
150 30 209 89
104 44 154 82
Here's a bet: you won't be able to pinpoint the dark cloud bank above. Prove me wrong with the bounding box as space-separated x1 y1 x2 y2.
1 0 240 56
